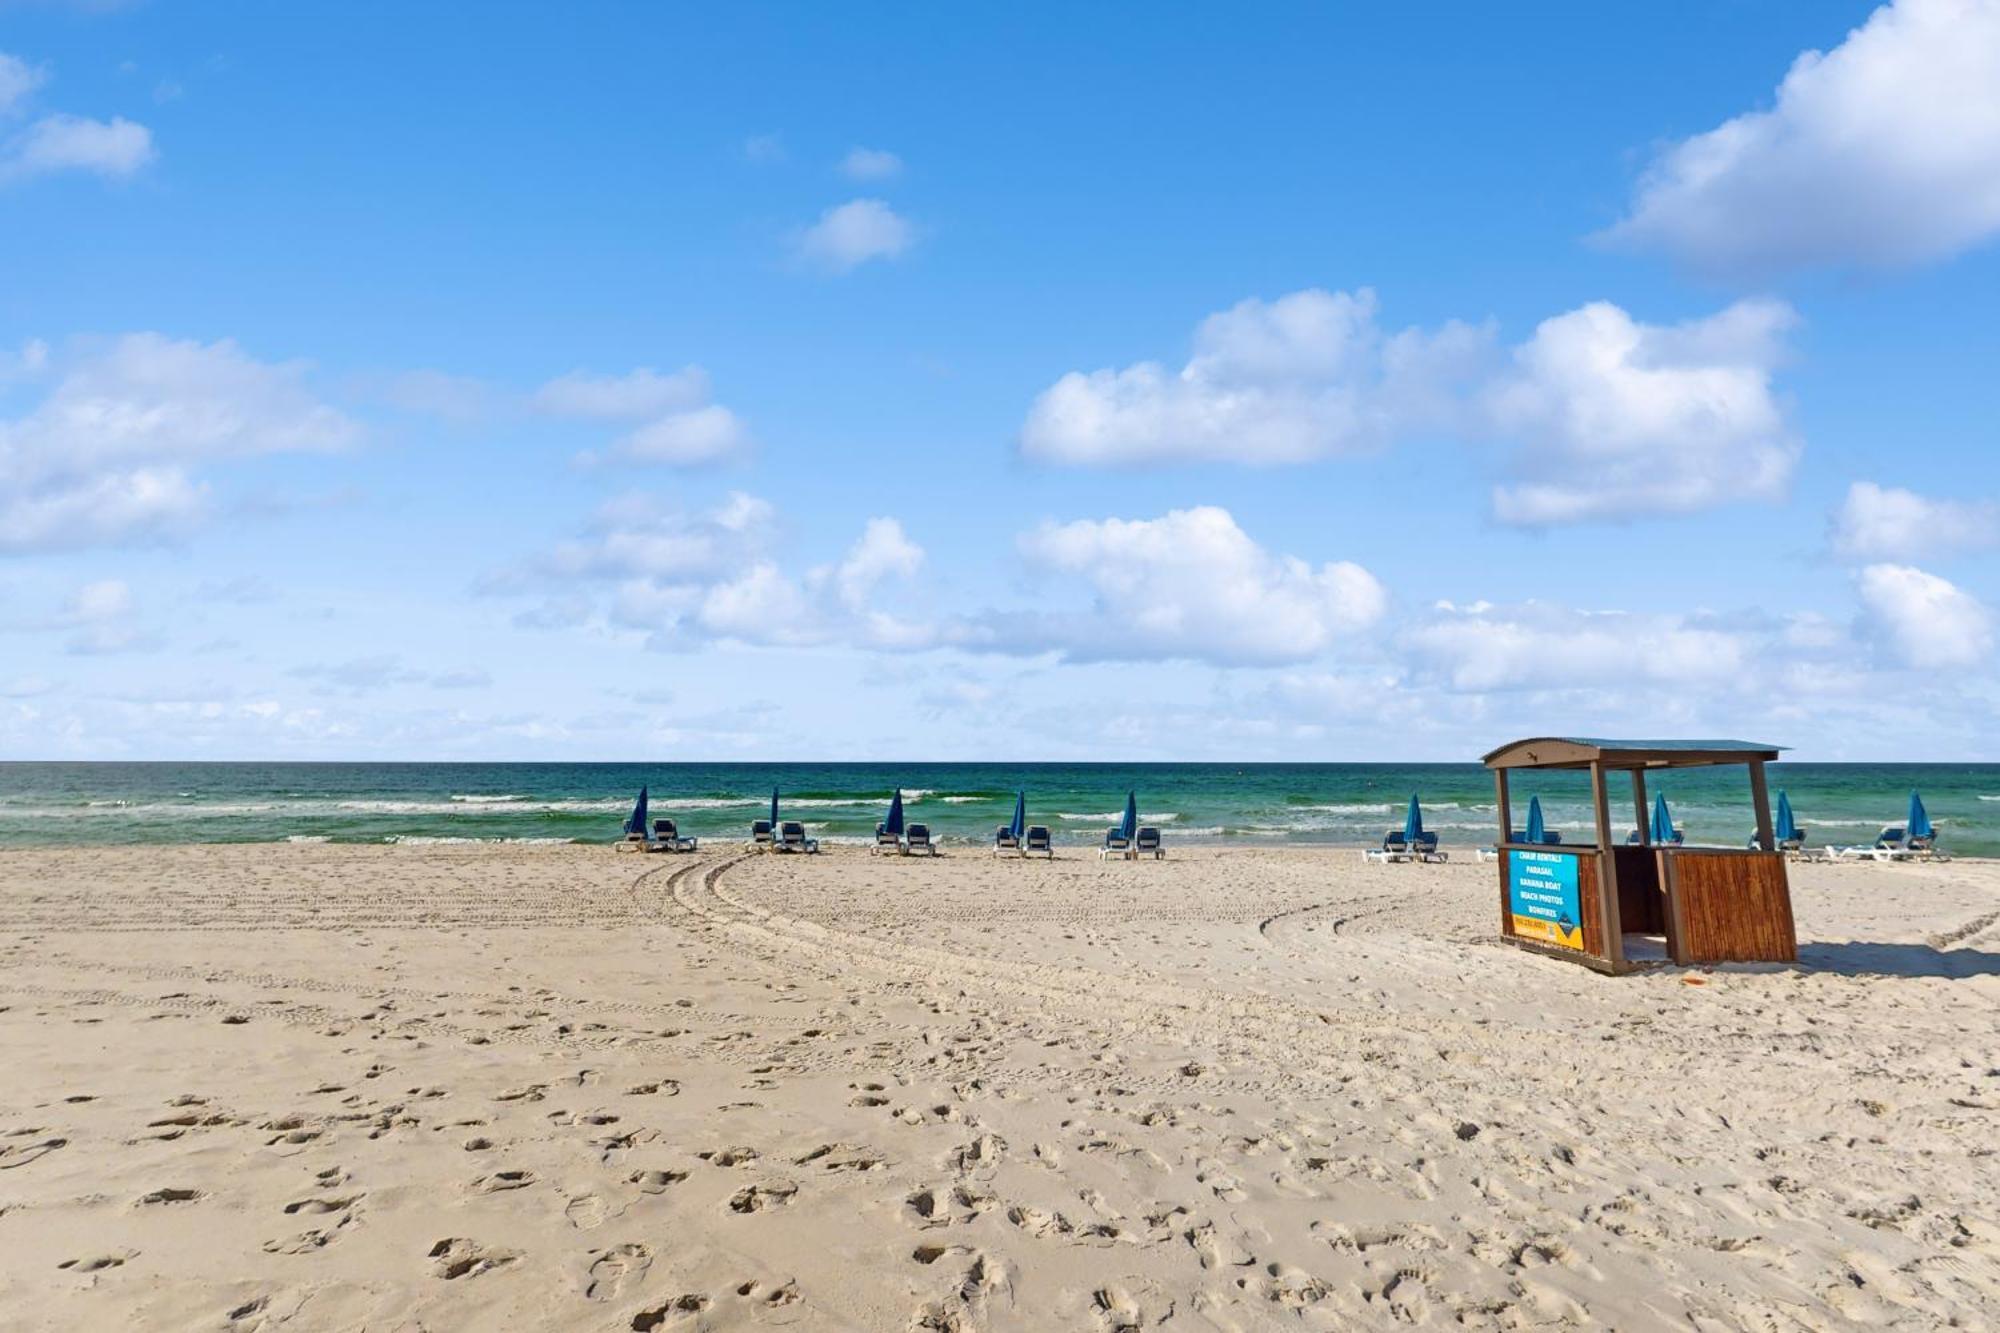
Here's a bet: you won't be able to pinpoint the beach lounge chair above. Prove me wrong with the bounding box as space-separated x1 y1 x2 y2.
1135 826 1164 859
1024 825 1053 857
1100 828 1133 860
652 818 697 853
906 824 936 856
1412 830 1446 862
1627 828 1685 846
778 821 819 854
1835 826 1917 862
994 823 1021 855
1365 830 1411 863
750 818 776 851
873 823 903 855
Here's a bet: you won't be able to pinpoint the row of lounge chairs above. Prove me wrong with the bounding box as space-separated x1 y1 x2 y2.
621 818 699 854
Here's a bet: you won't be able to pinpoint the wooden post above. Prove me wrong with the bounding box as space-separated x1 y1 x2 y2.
1748 760 1775 852
1494 768 1513 936
1591 760 1626 969
1630 769 1650 846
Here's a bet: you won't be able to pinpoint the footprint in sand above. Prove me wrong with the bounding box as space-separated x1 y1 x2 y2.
629 1294 710 1330
626 1168 689 1195
697 1146 759 1167
428 1236 521 1280
0 1135 68 1170
728 1181 798 1214
583 1242 653 1300
566 1193 612 1229
136 1186 204 1206
282 1194 359 1215
58 1250 135 1272
473 1169 537 1193
794 1142 884 1173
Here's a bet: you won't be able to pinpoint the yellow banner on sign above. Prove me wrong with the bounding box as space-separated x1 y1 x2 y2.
1512 913 1584 950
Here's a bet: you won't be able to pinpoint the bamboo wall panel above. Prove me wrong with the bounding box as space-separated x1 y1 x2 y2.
1672 851 1796 963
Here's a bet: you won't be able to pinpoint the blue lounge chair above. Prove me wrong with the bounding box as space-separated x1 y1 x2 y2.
905 824 936 856
994 823 1021 854
1135 826 1163 859
874 823 903 855
749 818 775 851
1024 825 1053 857
652 818 697 853
1101 828 1132 859
1412 830 1446 862
1370 830 1410 862
778 821 818 854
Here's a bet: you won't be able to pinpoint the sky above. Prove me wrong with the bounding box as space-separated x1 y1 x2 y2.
1 0 1997 762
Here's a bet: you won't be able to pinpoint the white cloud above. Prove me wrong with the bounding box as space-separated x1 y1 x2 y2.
1020 288 1487 466
2 113 154 182
0 52 46 115
513 493 927 651
839 146 903 180
1830 481 2000 560
0 333 357 552
1606 0 2000 275
1482 299 1800 525
60 578 154 654
993 506 1387 666
536 366 752 467
795 198 915 272
1855 562 1995 667
832 517 923 609
533 366 710 419
1403 601 1751 692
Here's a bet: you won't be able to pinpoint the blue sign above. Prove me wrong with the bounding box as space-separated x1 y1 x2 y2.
1509 850 1583 950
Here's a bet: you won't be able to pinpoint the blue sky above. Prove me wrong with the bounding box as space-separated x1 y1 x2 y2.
2 0 1996 760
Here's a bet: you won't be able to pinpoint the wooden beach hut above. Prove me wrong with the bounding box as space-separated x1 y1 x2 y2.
1483 738 1797 973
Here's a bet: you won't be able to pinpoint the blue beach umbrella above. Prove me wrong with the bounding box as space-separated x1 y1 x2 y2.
1119 791 1138 841
1403 793 1425 843
883 789 905 837
1524 796 1546 845
1009 791 1026 841
1908 790 1934 839
770 787 780 827
1775 791 1799 843
1651 792 1676 843
625 785 649 836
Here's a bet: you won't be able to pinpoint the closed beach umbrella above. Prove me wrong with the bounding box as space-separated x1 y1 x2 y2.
1120 791 1138 841
1651 792 1675 843
1009 790 1026 841
1403 793 1424 843
1775 791 1799 843
770 787 780 827
883 789 905 837
1908 790 1933 839
626 785 649 836
1524 796 1546 844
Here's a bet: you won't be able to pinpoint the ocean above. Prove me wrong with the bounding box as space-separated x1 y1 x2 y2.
1 761 1996 855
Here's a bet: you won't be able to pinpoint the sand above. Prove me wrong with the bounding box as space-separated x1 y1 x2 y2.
1 842 1996 1331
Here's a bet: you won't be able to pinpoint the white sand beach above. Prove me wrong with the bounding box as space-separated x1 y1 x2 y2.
2 843 1997 1330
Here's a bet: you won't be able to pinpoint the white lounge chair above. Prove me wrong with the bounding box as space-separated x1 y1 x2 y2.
1024 825 1053 858
905 824 936 856
1135 826 1164 859
778 821 819 854
749 819 776 852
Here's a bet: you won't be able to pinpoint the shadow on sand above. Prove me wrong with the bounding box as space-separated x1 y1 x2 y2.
1796 941 2000 979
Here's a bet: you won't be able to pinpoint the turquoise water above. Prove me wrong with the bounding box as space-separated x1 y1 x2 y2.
0 762 1995 855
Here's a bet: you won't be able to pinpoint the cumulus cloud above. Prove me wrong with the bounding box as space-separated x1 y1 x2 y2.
510 493 927 651
59 578 156 654
795 198 915 271
1855 562 1994 667
1830 481 2000 560
1605 0 2000 275
1020 288 1488 466
2 113 153 182
536 366 751 466
0 333 357 552
839 146 903 180
1021 287 1800 525
1482 299 1800 525
986 506 1387 666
